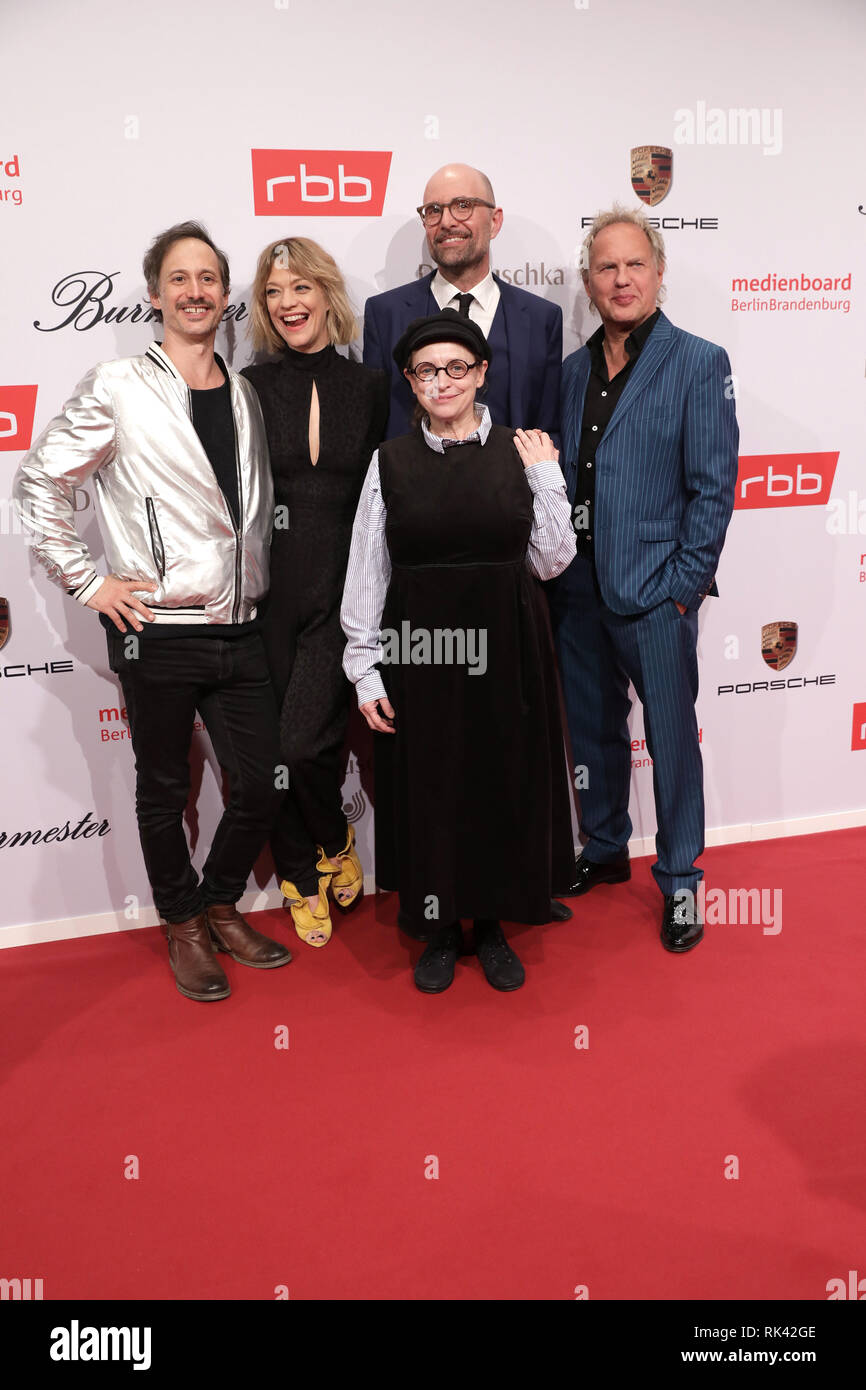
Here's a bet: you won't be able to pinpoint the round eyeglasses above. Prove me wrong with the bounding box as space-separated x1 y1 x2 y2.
405 359 481 382
416 197 496 226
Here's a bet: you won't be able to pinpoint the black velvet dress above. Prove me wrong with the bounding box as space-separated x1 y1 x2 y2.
241 344 388 894
374 424 574 929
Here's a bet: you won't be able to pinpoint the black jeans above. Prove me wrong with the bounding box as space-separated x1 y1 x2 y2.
107 632 282 923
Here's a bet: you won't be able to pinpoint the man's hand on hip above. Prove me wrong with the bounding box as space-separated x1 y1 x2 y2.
86 576 157 633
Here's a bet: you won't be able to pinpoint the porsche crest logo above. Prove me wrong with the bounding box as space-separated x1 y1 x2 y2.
0 596 9 652
630 145 673 206
761 620 798 672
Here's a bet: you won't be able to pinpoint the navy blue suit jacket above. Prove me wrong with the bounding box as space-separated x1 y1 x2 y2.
559 311 739 614
363 271 562 440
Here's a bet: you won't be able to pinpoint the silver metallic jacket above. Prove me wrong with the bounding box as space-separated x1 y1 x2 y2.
13 343 273 625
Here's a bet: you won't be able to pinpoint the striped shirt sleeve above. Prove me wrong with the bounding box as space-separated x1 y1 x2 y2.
524 459 577 580
341 451 391 708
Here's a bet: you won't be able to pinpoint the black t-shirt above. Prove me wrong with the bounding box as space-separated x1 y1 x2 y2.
190 376 240 529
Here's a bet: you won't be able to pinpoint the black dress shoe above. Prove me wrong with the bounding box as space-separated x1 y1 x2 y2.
548 899 572 921
473 920 525 991
414 923 463 993
661 894 704 953
569 851 630 896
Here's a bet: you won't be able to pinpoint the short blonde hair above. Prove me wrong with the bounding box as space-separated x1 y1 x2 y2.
579 203 667 311
248 237 356 353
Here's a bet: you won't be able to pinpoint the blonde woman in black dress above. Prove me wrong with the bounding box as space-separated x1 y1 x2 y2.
242 239 388 947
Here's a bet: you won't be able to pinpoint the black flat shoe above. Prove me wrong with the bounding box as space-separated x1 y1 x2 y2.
569 852 630 897
473 919 525 991
548 899 572 922
661 894 704 953
414 923 463 993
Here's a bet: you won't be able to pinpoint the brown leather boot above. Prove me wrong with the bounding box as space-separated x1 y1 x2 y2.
162 913 231 1001
206 903 292 969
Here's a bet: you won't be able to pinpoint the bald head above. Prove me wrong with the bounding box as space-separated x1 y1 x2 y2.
421 163 503 289
422 163 496 207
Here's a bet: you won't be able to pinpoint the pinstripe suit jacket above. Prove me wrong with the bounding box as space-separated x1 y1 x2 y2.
560 311 738 615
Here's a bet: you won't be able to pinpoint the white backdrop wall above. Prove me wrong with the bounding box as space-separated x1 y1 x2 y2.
1 0 864 943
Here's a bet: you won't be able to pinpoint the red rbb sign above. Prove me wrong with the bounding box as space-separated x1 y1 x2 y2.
734 452 839 510
251 149 392 217
852 703 866 752
0 385 38 451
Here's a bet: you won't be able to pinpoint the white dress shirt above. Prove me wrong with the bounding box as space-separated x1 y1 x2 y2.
340 405 576 707
431 270 500 339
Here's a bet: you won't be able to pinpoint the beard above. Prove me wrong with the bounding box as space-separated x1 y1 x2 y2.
430 229 487 275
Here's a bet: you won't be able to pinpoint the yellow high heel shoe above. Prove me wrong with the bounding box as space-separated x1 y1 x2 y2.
281 875 332 947
317 824 363 909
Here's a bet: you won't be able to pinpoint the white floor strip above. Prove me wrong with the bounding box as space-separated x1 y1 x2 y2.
2 806 865 949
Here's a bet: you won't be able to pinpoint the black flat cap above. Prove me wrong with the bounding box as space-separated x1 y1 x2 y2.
392 308 492 370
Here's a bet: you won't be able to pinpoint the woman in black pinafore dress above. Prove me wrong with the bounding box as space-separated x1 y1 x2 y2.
242 238 388 948
341 310 576 992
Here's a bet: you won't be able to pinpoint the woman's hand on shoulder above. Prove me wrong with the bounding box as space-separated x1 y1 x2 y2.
360 696 396 733
513 428 559 468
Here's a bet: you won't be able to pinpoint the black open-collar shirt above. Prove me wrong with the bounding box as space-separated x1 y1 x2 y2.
572 308 660 556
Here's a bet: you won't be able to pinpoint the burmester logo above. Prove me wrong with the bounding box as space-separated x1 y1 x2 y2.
0 385 38 451
734 453 839 511
251 149 392 217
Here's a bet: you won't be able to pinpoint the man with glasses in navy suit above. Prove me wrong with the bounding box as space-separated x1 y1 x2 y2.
363 162 562 441
547 206 738 952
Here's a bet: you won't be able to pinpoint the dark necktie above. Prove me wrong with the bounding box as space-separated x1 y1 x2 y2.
455 293 474 318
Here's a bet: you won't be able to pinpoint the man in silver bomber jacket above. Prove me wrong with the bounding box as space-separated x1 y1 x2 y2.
14 220 292 1001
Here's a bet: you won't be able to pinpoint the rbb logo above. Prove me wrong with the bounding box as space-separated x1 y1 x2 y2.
734 452 839 510
851 703 866 752
0 385 38 451
251 149 392 217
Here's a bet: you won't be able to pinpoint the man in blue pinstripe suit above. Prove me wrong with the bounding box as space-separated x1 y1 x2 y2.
547 207 738 951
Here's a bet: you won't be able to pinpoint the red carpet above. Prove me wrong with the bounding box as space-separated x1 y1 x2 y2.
1 827 864 1301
